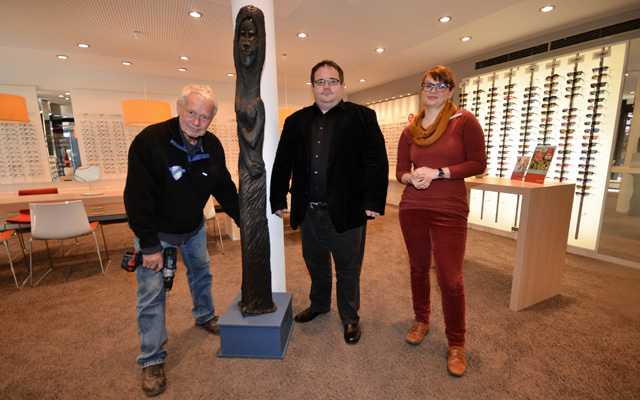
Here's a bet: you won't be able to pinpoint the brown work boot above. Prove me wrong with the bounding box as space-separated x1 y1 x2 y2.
141 364 166 397
405 321 430 345
447 346 467 377
196 315 220 334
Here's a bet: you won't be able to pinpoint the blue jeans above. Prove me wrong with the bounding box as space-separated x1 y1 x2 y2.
134 223 215 367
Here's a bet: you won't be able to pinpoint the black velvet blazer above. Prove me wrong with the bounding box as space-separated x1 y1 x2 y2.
270 101 389 232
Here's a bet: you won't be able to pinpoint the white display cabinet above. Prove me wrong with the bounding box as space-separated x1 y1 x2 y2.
74 113 242 180
0 113 51 184
459 42 628 251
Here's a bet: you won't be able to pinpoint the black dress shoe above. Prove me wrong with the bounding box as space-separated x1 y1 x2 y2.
294 307 326 323
344 323 361 344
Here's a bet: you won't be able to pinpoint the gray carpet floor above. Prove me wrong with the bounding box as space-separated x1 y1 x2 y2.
1 205 639 399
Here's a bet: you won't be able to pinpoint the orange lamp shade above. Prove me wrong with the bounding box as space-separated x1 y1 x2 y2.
278 109 298 129
0 94 29 124
121 100 171 127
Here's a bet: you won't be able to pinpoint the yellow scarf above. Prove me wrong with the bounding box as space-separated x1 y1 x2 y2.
409 102 457 147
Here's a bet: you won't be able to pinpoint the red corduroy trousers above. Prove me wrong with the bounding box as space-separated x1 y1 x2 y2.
399 208 467 347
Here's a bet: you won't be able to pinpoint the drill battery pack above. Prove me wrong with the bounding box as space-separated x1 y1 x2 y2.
121 251 143 272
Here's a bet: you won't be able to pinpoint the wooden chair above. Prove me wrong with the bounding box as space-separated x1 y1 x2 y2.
28 201 110 287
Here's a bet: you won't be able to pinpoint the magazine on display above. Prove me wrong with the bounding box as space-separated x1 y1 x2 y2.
511 155 530 181
524 146 556 184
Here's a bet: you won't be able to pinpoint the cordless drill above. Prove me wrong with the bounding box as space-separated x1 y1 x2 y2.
121 247 178 292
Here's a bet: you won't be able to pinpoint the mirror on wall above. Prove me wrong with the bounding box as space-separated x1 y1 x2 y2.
597 37 640 264
37 91 79 182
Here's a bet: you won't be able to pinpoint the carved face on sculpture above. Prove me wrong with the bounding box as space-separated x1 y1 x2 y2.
238 18 258 68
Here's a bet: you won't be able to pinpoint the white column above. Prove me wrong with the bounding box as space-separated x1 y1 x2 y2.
231 0 286 292
616 76 640 213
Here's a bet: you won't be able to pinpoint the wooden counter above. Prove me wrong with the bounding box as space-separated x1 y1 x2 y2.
0 188 126 226
466 177 575 311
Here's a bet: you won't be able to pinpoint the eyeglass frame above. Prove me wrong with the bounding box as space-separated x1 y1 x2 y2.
313 78 342 86
421 82 452 92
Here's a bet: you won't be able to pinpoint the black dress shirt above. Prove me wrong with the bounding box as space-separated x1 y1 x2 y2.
309 103 344 202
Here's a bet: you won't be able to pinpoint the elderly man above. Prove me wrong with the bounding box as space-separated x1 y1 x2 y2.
124 84 240 396
270 60 388 345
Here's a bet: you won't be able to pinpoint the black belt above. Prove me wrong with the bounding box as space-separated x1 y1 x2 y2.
309 202 329 211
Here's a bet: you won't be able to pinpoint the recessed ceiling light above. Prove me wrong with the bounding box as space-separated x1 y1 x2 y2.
57 55 68 59
375 48 385 53
359 79 366 82
77 43 90 48
65 92 70 95
122 61 132 66
178 68 187 72
227 73 235 77
631 91 636 94
58 95 64 98
439 16 451 23
460 36 472 42
306 82 312 85
65 98 69 100
189 11 202 18
297 32 308 38
540 5 555 12
180 56 190 60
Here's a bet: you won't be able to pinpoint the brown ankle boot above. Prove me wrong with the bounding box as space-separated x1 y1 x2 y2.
142 364 166 397
447 346 466 377
405 321 430 345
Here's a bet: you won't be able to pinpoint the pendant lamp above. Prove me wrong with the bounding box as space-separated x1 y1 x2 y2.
278 109 297 129
122 100 171 126
121 31 171 127
0 94 29 124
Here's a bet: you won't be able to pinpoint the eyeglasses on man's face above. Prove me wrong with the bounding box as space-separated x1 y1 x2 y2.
421 82 451 92
313 78 341 86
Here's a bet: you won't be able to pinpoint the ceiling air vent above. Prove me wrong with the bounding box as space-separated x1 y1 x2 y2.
475 44 548 70
474 18 639 70
550 18 640 51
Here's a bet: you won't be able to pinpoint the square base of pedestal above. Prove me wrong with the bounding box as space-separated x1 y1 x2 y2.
217 292 293 359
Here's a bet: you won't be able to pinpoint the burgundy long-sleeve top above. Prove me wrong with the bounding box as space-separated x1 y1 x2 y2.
395 109 487 218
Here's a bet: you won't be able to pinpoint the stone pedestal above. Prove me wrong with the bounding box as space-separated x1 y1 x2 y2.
218 292 293 359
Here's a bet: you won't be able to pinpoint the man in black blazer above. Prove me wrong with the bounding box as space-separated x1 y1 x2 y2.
270 60 388 344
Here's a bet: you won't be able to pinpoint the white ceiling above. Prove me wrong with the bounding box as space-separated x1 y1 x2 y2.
1 0 639 106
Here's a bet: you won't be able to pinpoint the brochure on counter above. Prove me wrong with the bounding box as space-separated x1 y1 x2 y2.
511 155 530 181
524 145 556 184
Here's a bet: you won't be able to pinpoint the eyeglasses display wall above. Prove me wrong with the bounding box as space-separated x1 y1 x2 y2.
460 42 627 251
207 122 241 176
74 113 241 180
369 94 420 178
75 113 142 178
0 115 51 184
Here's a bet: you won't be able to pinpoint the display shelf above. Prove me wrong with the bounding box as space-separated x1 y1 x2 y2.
74 113 242 179
369 94 420 179
460 42 628 251
0 114 51 184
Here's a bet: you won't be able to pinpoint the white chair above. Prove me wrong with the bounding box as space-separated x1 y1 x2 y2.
1 229 30 290
28 201 110 287
204 196 224 254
